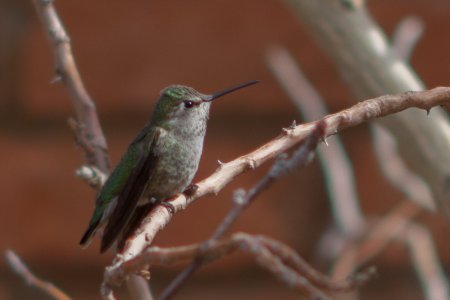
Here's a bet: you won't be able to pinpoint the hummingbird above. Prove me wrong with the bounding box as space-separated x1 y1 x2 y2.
80 80 259 253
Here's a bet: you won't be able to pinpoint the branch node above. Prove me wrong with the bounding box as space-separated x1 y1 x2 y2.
75 164 106 189
40 0 54 5
232 188 247 206
244 158 257 170
289 120 297 129
50 74 62 84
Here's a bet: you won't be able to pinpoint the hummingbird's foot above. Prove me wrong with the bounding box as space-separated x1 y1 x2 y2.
183 184 199 197
158 200 176 215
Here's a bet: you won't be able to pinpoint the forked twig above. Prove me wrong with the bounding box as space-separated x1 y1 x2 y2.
108 233 375 300
5 250 71 300
32 0 109 172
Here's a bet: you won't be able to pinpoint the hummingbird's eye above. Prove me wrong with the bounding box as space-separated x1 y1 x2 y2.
183 100 195 109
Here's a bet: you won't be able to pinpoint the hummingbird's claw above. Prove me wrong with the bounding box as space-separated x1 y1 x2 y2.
158 200 176 215
183 184 199 197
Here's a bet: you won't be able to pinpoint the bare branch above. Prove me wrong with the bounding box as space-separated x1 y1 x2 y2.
332 200 421 279
32 1 152 299
32 0 109 172
372 125 435 210
76 165 108 190
106 233 374 300
117 87 450 264
98 87 450 299
5 250 71 300
265 45 365 236
392 16 425 61
159 121 326 300
283 0 450 218
330 198 449 299
403 223 450 300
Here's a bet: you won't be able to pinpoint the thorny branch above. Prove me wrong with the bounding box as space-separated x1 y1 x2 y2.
32 0 109 172
100 87 450 298
107 233 375 300
283 0 450 217
115 86 450 259
159 121 326 300
265 45 365 236
5 250 71 300
32 1 152 300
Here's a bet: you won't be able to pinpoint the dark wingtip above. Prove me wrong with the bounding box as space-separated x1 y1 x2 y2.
79 219 100 248
100 235 115 253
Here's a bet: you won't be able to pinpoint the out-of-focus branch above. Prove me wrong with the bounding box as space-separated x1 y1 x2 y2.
331 200 449 300
372 125 435 210
159 121 326 300
100 87 450 298
32 0 109 173
331 200 421 279
106 233 374 300
5 250 71 300
32 1 152 299
370 16 434 211
404 223 450 300
265 45 365 236
76 165 108 190
283 0 450 218
391 16 424 61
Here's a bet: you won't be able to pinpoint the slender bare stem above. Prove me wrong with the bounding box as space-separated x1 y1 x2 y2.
108 233 374 300
32 0 109 172
391 16 424 61
266 45 365 236
5 250 71 300
32 1 152 299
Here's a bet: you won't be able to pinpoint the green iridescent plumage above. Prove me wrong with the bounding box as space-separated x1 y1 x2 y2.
79 81 259 253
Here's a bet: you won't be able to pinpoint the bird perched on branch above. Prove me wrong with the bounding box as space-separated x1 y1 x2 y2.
80 80 259 253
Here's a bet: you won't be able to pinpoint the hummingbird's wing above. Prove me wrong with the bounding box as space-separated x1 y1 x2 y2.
100 127 163 253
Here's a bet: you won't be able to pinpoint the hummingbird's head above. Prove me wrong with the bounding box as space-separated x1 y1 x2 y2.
150 81 260 129
151 85 211 128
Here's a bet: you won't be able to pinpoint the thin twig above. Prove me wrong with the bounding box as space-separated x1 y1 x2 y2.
370 15 432 211
265 45 365 236
331 200 449 300
5 250 71 300
372 125 435 210
108 233 374 300
391 16 425 61
32 1 152 299
32 0 109 172
159 121 326 300
331 200 421 279
403 223 450 300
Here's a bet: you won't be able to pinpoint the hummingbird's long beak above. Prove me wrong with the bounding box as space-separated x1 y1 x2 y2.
205 80 260 102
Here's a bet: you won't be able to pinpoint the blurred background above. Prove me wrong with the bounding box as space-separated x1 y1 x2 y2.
1 0 449 299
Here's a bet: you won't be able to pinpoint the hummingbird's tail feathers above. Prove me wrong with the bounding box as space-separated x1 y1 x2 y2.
116 203 154 252
79 218 101 248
